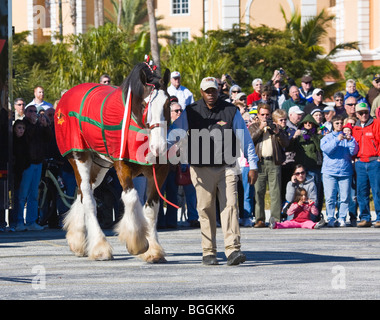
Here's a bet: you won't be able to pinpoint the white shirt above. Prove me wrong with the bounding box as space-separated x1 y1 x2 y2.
26 99 53 111
167 85 194 109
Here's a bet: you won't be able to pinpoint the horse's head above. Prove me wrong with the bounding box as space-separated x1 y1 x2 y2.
121 64 170 159
144 68 171 158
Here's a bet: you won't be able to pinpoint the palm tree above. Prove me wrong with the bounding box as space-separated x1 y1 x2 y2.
281 7 359 90
163 37 232 100
108 0 147 34
146 0 160 74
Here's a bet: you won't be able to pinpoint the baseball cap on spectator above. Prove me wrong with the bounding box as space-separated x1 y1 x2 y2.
301 75 313 83
200 77 218 91
355 102 369 112
323 106 335 113
373 74 380 81
235 92 247 101
288 106 305 115
312 88 324 96
311 108 322 115
171 71 181 79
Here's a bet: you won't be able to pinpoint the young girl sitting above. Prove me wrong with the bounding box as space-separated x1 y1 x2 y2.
269 188 325 229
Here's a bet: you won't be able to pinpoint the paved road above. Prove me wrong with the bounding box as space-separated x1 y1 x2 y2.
1 221 380 302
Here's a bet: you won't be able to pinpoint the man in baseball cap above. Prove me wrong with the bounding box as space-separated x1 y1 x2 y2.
167 71 194 109
168 75 259 266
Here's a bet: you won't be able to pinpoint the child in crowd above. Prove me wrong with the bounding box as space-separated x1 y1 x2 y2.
269 188 325 229
342 123 353 138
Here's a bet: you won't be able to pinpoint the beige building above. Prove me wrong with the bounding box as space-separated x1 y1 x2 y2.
12 0 380 69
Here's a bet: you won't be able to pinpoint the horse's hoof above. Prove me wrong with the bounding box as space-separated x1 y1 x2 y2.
88 241 113 260
152 257 167 264
126 240 149 255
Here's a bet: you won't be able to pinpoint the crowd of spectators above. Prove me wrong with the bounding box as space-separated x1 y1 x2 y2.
1 69 380 234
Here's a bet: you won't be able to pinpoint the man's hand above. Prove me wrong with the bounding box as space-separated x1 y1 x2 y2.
248 169 258 185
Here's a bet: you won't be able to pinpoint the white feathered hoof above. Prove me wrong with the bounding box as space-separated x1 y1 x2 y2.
126 238 149 255
88 238 113 261
139 242 166 263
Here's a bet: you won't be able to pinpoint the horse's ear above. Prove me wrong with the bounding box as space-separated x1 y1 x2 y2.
163 69 170 88
140 68 147 85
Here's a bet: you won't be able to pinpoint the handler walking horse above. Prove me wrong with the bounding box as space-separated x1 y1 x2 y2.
55 63 171 262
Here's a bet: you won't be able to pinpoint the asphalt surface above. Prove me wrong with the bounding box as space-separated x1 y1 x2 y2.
1 212 380 302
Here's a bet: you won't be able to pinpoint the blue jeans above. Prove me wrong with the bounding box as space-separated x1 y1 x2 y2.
323 174 351 222
183 183 198 221
157 170 178 228
17 163 42 225
355 160 380 222
241 167 254 219
307 168 323 213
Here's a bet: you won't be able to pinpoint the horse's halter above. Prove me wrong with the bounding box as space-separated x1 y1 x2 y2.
142 83 168 130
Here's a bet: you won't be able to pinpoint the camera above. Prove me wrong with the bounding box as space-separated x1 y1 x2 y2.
266 119 277 131
301 129 308 135
279 68 285 75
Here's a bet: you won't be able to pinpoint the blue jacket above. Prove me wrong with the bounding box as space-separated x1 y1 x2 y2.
320 131 358 176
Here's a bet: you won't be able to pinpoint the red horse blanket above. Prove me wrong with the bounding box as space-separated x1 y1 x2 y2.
55 83 150 165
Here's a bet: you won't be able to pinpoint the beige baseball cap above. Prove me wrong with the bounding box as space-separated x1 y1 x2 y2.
200 77 218 91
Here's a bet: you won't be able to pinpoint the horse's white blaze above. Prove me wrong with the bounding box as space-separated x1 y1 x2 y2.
148 89 168 157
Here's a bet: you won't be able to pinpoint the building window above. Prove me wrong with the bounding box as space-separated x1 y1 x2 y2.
172 0 189 15
172 31 189 44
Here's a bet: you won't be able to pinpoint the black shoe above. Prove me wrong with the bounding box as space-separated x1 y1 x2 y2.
202 255 219 265
227 251 246 266
189 220 200 228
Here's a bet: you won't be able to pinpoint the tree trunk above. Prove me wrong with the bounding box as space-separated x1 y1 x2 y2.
117 0 122 27
94 0 99 28
98 0 104 26
146 0 161 75
70 0 76 35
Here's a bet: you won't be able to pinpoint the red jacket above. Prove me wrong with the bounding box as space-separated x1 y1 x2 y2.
247 91 261 106
352 118 380 162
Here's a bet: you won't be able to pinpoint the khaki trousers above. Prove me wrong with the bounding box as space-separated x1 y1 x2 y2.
190 166 241 257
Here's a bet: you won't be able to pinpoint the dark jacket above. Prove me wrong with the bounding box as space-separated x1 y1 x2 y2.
186 98 238 166
22 118 53 164
292 114 323 169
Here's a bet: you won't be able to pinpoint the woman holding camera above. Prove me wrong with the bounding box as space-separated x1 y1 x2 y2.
320 115 358 227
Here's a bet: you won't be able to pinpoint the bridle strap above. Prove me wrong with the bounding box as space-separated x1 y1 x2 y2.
149 123 162 130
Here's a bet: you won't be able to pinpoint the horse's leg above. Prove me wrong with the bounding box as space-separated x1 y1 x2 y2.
139 165 169 263
65 152 113 260
114 161 149 255
86 163 113 260
63 154 87 257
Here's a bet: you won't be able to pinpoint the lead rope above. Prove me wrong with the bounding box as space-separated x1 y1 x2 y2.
152 164 180 209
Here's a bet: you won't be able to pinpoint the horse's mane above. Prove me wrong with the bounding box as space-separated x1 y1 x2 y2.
120 62 162 127
120 62 161 98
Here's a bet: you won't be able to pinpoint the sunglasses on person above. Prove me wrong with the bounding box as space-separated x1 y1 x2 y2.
345 103 356 106
16 103 25 106
295 171 306 176
232 90 241 93
171 109 183 113
335 99 343 102
357 111 369 116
